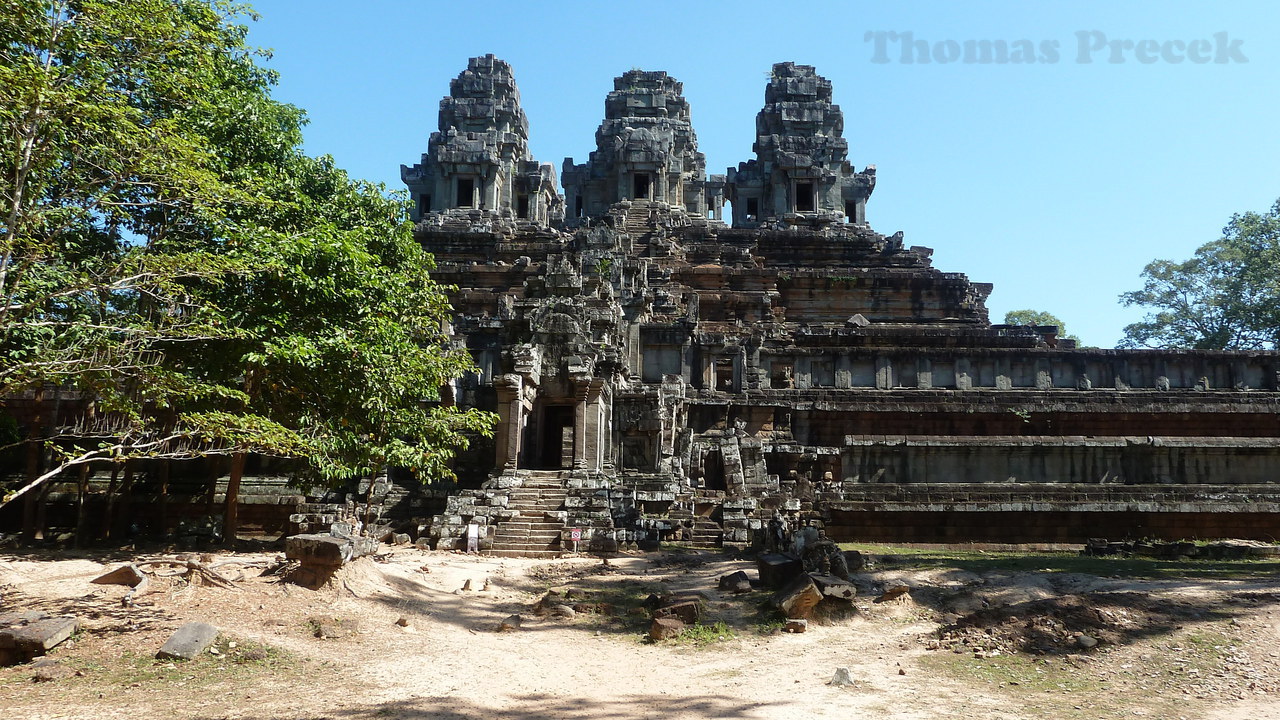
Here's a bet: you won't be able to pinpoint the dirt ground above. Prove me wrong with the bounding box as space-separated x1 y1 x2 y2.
1 545 1278 720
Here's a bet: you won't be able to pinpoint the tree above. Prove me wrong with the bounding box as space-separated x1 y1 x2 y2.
1002 309 1081 345
0 1 493 531
1119 199 1280 350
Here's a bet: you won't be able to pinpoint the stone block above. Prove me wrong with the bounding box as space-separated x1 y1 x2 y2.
717 570 753 593
652 600 701 624
91 564 144 587
0 617 78 653
156 622 219 660
772 574 823 619
810 573 857 600
285 533 377 568
757 553 803 588
649 618 686 641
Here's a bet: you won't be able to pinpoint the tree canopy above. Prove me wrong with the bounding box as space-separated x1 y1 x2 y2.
1 0 493 509
1119 199 1280 350
1002 309 1080 345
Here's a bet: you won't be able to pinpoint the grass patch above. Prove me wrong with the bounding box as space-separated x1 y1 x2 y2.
45 634 300 691
674 621 736 646
918 651 1127 719
842 543 1280 580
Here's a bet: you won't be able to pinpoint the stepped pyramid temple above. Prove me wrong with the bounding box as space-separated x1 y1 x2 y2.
4 56 1280 552
400 55 1280 555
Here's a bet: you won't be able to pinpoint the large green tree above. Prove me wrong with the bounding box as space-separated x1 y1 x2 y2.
0 0 492 523
1002 309 1081 345
1119 199 1280 350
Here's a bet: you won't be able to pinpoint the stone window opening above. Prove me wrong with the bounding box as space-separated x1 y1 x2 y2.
633 173 651 200
517 194 530 219
745 197 759 221
574 195 584 218
715 358 734 390
456 177 475 208
772 362 794 388
418 193 431 216
795 182 815 212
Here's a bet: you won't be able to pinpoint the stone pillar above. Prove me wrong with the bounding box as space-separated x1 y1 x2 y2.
955 357 973 390
916 358 933 389
875 355 895 389
572 382 589 469
582 380 606 471
494 375 524 470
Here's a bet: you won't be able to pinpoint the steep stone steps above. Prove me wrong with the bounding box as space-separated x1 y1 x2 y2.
691 519 724 548
489 475 570 556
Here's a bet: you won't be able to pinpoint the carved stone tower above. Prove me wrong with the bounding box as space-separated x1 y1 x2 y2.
562 70 724 222
401 54 561 227
726 62 876 228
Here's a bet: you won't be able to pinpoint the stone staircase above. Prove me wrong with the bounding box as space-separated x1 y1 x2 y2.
622 203 655 248
690 518 725 548
488 471 569 558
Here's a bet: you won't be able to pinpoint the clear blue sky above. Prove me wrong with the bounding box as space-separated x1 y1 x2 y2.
245 1 1279 348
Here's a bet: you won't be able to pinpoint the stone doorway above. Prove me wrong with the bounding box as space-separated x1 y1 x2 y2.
633 173 651 200
702 449 726 491
530 404 574 470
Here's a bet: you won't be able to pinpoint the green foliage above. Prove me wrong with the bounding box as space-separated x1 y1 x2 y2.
674 621 737 646
1002 309 1081 345
1119 199 1280 349
0 0 493 505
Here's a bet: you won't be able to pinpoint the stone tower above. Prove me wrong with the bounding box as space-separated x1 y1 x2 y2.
562 70 725 222
401 54 561 227
727 62 876 228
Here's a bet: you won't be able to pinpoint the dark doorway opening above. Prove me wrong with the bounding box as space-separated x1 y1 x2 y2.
796 182 815 212
456 177 474 207
418 194 431 216
745 197 759 221
517 194 530 219
633 173 651 200
702 449 726 491
574 195 584 217
536 405 574 469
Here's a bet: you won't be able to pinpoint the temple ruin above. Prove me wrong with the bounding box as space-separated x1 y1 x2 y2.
403 55 1280 556
5 56 1278 553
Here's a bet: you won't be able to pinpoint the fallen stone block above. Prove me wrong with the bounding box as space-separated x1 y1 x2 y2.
0 616 78 655
156 622 219 661
649 617 686 641
717 570 753 593
757 552 803 588
285 533 378 568
877 580 911 603
784 618 808 633
811 573 857 600
91 564 145 587
499 614 522 632
772 574 823 619
652 600 701 625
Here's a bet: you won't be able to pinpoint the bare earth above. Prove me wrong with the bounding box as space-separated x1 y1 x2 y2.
1 547 1277 720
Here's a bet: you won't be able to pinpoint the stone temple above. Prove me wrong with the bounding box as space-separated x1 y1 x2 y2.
401 55 1280 556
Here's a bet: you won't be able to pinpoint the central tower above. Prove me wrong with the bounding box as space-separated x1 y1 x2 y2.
562 70 724 222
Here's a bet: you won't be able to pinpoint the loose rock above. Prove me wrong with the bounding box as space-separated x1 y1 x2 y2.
156 622 219 661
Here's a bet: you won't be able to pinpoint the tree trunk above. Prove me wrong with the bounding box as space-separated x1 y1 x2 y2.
20 387 44 543
102 465 120 541
222 453 245 545
157 460 170 538
117 464 134 540
74 462 89 546
34 482 50 541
